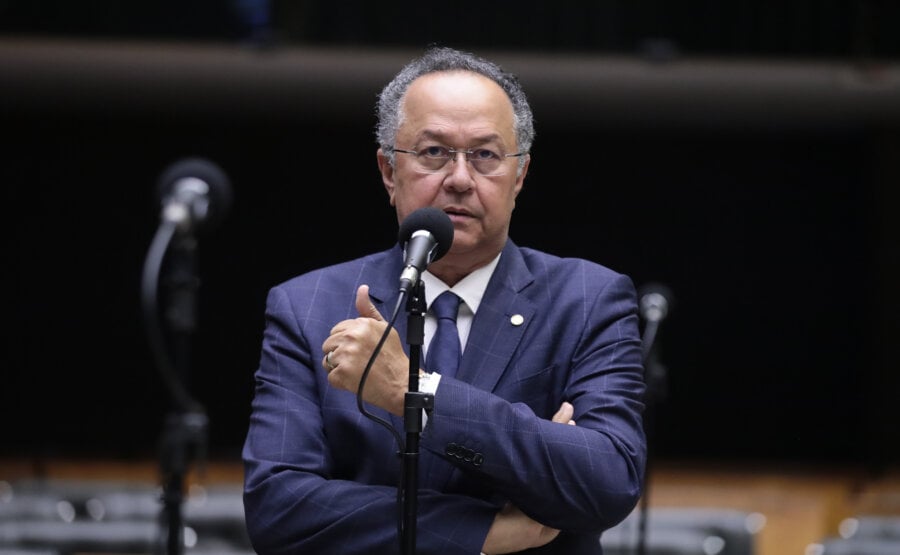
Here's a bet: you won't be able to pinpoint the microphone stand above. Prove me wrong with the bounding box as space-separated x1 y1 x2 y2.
635 317 668 555
152 230 208 555
401 280 432 555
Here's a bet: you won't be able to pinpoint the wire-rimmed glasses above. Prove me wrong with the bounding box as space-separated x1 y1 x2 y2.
392 145 525 176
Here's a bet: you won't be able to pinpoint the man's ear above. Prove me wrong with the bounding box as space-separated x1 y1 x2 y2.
376 148 396 205
513 154 530 198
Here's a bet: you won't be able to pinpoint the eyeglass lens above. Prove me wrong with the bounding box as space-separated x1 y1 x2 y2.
408 147 509 176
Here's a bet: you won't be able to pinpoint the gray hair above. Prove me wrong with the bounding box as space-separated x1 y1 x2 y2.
375 46 535 170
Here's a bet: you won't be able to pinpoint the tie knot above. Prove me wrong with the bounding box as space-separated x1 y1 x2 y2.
431 291 461 322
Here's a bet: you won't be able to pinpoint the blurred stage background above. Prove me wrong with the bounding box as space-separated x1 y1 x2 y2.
2 2 899 554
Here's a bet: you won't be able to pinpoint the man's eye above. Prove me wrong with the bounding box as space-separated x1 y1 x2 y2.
422 146 448 158
472 148 500 160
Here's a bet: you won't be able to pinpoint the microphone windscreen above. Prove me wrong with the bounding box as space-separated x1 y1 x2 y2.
156 157 233 232
397 207 454 262
637 282 674 321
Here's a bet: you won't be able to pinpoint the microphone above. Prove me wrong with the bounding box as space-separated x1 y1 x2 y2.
638 282 673 324
397 207 454 293
637 282 673 362
156 157 232 234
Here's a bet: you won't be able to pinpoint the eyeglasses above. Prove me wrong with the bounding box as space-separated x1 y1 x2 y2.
392 145 525 176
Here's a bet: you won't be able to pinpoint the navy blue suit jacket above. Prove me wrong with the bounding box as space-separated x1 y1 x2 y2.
242 239 646 554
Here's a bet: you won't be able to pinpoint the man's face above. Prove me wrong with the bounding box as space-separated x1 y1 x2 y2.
378 71 529 274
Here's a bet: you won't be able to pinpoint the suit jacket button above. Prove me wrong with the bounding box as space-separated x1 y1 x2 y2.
445 443 459 457
473 453 484 467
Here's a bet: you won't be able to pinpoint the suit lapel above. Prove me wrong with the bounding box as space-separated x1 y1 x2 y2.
458 241 536 392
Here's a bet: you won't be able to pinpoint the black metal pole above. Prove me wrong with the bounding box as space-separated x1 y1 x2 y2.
401 281 430 555
156 233 208 555
635 320 668 555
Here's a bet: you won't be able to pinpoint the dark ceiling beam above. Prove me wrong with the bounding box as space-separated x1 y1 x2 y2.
2 37 899 130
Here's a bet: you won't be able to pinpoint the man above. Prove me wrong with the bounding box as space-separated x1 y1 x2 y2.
242 46 646 554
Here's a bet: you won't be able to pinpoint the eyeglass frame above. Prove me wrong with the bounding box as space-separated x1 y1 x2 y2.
390 145 526 176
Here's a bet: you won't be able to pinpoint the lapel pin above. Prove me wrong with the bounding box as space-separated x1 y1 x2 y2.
510 314 524 326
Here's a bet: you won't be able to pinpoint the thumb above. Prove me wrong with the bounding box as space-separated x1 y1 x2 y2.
355 284 385 321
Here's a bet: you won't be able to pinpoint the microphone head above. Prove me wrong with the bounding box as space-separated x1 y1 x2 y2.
638 282 674 323
157 157 233 233
397 207 454 263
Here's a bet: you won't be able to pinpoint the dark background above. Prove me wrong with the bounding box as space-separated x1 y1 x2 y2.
2 1 898 471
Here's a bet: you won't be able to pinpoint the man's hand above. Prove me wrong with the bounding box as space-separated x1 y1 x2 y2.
482 503 560 554
552 401 576 426
481 401 576 553
321 285 410 415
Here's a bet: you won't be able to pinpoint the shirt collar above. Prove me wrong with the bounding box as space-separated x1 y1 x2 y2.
422 252 502 315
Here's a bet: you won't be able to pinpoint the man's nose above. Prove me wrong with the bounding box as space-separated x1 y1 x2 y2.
443 152 476 188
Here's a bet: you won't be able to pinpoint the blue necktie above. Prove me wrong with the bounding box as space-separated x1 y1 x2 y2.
427 291 462 378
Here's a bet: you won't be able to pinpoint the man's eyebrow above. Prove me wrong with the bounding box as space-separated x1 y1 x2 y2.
416 130 504 144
